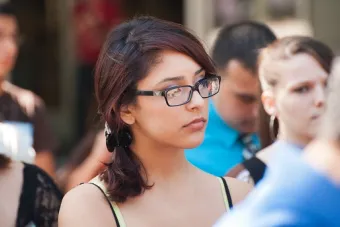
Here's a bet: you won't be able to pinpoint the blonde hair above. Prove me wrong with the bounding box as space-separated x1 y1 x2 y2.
257 36 334 148
259 36 334 92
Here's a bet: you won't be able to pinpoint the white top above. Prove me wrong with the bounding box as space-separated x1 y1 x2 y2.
0 122 35 163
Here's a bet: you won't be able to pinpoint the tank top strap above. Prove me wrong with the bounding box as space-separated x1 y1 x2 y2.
218 177 233 211
89 177 127 227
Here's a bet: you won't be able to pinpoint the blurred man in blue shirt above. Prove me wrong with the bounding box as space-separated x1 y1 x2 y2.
186 22 276 176
215 59 340 226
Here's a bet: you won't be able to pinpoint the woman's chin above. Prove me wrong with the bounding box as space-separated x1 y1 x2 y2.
182 135 205 149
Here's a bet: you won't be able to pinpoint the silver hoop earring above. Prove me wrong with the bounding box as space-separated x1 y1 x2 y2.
269 115 277 141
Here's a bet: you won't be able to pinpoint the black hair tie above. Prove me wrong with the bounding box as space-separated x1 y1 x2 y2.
104 122 132 152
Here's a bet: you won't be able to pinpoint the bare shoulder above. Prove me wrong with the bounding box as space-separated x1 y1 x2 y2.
223 177 253 205
59 183 117 227
256 146 274 164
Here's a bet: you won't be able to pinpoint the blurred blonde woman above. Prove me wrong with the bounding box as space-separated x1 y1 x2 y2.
227 36 334 185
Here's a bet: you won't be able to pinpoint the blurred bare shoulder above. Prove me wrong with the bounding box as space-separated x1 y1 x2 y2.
226 164 255 186
58 183 117 227
256 146 274 164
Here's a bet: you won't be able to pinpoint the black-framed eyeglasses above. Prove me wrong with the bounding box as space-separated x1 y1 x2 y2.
136 74 221 107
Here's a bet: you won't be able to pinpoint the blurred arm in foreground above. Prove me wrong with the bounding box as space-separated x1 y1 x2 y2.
215 58 340 227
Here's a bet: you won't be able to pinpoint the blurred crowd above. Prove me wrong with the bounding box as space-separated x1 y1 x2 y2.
1 0 340 226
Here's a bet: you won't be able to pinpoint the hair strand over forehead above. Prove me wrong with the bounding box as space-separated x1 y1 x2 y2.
259 36 334 90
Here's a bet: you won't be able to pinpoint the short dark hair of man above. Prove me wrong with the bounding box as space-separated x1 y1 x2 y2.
212 21 277 74
0 2 15 16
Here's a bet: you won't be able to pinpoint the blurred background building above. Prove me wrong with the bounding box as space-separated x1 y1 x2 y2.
3 0 340 162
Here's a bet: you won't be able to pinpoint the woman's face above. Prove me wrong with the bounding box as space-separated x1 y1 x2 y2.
126 50 210 149
273 53 328 142
0 15 18 79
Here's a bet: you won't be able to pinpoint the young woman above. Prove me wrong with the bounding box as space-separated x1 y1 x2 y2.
0 123 63 226
59 17 251 227
227 36 334 185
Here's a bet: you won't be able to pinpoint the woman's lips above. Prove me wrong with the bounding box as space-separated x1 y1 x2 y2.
183 117 207 131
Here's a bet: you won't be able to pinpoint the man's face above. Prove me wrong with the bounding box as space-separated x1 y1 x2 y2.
213 60 260 133
0 15 18 80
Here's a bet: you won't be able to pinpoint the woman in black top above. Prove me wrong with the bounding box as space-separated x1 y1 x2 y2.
0 154 63 227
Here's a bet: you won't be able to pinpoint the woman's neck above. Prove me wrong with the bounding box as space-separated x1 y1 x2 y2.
130 135 193 184
277 130 312 149
258 132 308 164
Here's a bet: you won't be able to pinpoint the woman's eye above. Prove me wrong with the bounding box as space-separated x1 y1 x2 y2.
324 81 328 88
167 87 183 98
163 84 181 91
195 73 208 82
196 76 211 86
197 78 207 87
197 75 206 82
294 86 310 93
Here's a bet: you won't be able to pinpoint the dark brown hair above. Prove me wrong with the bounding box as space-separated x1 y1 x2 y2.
0 154 11 169
94 16 215 203
212 21 276 74
257 36 334 148
0 2 15 16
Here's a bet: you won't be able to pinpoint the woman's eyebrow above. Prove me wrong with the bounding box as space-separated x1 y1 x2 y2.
156 68 204 85
156 76 185 85
194 68 204 75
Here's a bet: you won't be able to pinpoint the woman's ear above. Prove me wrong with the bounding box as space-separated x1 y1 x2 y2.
261 90 277 116
120 105 135 125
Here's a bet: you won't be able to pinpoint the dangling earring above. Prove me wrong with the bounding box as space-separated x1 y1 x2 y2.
269 115 277 141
